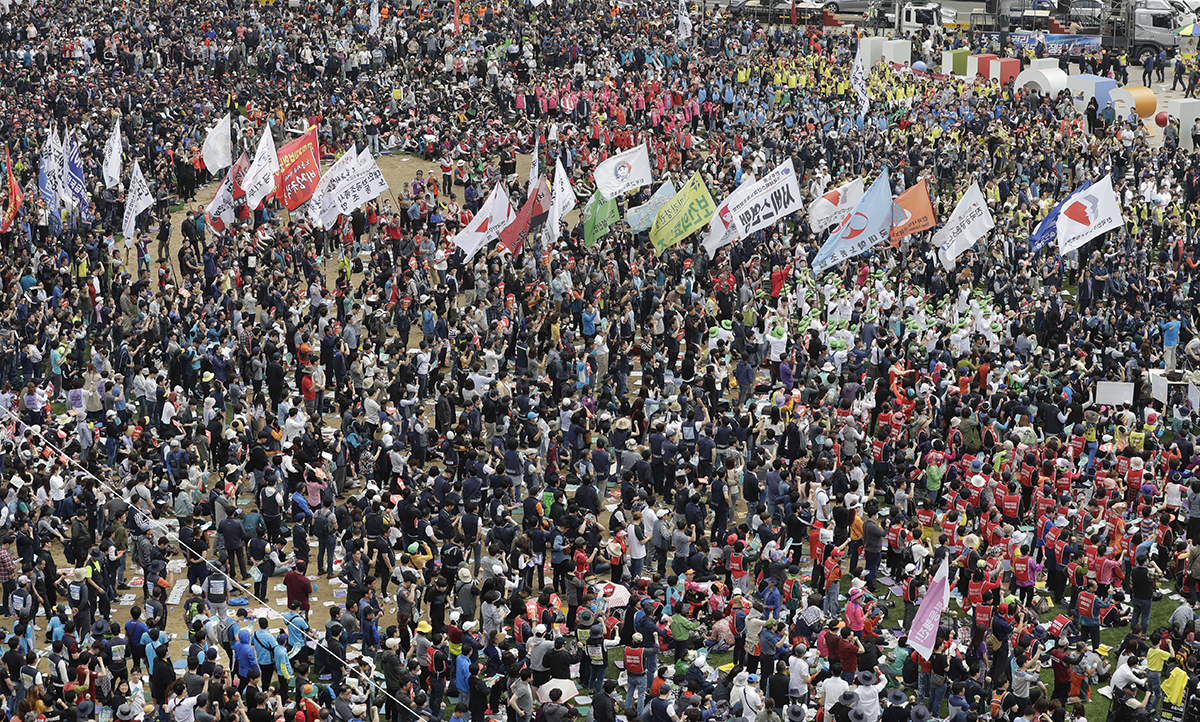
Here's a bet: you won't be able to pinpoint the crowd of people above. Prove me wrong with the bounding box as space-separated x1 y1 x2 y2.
1 4 1200 722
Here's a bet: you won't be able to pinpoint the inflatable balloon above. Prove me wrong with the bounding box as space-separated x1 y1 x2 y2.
912 60 928 72
1156 111 1169 127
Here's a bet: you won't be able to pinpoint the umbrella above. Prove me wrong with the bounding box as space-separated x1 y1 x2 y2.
538 680 580 703
603 582 631 608
1176 22 1199 34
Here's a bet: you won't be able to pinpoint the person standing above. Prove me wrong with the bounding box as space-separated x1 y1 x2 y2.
1161 311 1182 372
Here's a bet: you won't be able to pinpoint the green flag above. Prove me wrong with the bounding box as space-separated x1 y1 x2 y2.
582 190 619 247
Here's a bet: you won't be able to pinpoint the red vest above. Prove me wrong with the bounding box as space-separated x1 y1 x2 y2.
1001 493 1020 518
1013 556 1032 584
730 553 748 578
1048 614 1071 636
1077 590 1096 618
624 647 646 675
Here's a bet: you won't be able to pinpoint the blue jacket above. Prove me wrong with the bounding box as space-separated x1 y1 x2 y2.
234 630 260 676
251 628 278 665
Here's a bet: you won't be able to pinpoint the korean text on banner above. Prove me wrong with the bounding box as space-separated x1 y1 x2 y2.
650 172 715 256
274 128 321 211
1057 174 1124 254
909 557 950 661
121 160 153 241
627 180 677 234
728 158 802 237
583 190 619 247
933 181 994 269
702 174 757 259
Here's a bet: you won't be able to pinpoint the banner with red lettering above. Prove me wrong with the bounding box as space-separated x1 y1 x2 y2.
274 128 321 211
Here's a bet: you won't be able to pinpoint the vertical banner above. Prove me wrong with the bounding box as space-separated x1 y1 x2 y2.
40 151 60 238
103 116 122 190
908 557 950 661
2 150 22 234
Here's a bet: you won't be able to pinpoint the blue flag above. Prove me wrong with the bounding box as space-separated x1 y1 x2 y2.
1030 180 1090 254
39 151 60 238
65 131 94 225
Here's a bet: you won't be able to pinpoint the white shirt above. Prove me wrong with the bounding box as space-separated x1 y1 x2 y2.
1111 662 1145 693
627 521 647 560
789 656 810 697
821 676 850 711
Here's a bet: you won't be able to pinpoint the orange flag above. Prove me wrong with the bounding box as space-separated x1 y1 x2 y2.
2 150 22 234
889 178 935 245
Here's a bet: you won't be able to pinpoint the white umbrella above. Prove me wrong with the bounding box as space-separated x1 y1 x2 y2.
538 679 580 704
603 583 631 608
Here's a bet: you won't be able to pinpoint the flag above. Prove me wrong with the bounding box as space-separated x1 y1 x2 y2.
333 150 389 214
909 557 950 661
499 178 551 255
628 180 678 234
703 175 756 259
227 152 251 200
583 190 619 247
851 42 870 117
39 150 60 238
309 148 360 229
65 132 94 224
544 158 575 246
454 0 462 31
890 179 936 242
274 127 321 211
811 170 892 274
242 123 280 210
57 126 74 213
1029 182 1087 255
728 159 802 237
933 181 994 270
206 166 237 232
528 138 540 197
807 177 864 231
791 0 797 24
370 0 381 34
46 126 66 213
201 114 233 173
677 0 693 42
451 184 516 261
102 115 122 190
2 150 22 234
1057 174 1124 255
594 144 653 200
649 171 715 255
121 161 153 241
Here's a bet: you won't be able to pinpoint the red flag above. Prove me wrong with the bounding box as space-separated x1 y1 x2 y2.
272 127 321 211
454 0 461 33
2 150 23 234
230 152 251 199
497 179 551 256
791 0 796 25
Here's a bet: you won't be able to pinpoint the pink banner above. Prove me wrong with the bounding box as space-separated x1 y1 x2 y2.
908 556 949 661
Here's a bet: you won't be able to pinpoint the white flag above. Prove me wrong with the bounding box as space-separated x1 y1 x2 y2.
677 0 693 42
309 148 360 230
57 126 76 213
808 177 864 231
544 158 576 247
333 150 390 214
206 167 237 228
453 185 517 261
121 161 154 241
851 44 870 117
1057 174 1124 255
703 174 757 259
370 0 381 34
528 138 540 197
201 114 233 174
242 124 280 210
933 181 994 270
46 126 66 211
594 144 653 200
102 116 122 190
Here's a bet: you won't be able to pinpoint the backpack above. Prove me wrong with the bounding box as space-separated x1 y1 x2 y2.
313 508 335 537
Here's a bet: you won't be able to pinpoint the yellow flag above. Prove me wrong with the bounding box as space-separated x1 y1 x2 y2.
649 172 715 256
